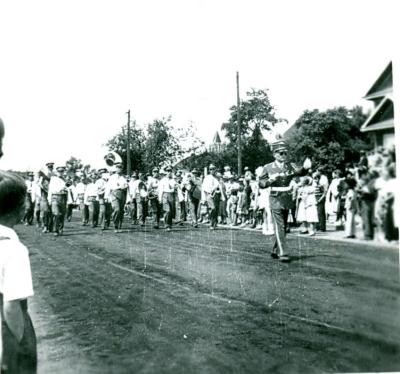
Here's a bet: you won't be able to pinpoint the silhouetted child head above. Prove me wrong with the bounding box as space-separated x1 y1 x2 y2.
0 171 27 226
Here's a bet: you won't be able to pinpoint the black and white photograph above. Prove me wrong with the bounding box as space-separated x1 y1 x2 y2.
0 0 399 373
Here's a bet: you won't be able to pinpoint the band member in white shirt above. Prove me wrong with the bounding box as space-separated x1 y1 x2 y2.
107 163 128 232
95 168 110 230
48 165 68 236
75 175 88 226
158 166 176 231
84 172 99 228
201 164 221 230
147 168 161 229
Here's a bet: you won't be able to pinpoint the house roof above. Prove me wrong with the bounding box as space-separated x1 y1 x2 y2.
364 61 392 101
360 95 394 133
212 131 221 144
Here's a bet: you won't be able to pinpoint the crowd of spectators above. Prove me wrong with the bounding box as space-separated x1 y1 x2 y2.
21 145 398 245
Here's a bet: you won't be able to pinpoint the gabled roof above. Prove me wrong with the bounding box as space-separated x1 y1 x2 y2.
364 61 392 101
360 95 394 133
212 131 221 144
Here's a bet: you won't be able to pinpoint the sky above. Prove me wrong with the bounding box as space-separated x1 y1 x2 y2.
0 0 398 171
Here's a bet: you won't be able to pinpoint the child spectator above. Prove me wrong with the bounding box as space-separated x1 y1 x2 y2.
296 176 319 236
0 170 37 373
344 178 358 238
236 181 248 226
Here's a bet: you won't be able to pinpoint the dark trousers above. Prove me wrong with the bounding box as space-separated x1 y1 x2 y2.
189 198 200 225
136 197 147 224
360 200 375 239
162 192 175 228
66 204 74 222
271 208 289 256
99 202 111 229
34 201 41 225
39 197 51 231
88 200 99 227
112 190 126 229
23 196 34 225
175 200 186 223
130 199 137 223
51 195 67 234
219 200 227 223
206 193 221 228
316 198 326 231
149 198 161 225
1 311 37 374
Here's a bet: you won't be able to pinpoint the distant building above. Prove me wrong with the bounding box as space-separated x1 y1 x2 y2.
360 62 395 149
208 131 225 154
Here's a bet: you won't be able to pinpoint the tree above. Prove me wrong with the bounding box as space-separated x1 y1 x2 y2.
143 117 182 172
286 106 371 173
170 121 205 161
221 88 285 143
106 122 146 173
65 156 83 172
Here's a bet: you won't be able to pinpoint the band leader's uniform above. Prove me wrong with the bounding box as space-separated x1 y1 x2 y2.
259 161 307 258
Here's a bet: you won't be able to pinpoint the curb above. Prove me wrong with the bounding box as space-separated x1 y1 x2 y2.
201 223 399 250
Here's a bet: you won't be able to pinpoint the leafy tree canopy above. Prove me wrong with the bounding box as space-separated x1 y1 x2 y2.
286 106 371 173
221 88 286 144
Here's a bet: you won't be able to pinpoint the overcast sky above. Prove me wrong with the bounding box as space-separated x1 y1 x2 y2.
0 0 398 171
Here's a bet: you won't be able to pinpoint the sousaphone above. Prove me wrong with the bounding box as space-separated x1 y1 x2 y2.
104 151 123 167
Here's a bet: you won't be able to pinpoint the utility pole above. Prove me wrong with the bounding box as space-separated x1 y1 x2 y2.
236 72 242 176
126 110 131 175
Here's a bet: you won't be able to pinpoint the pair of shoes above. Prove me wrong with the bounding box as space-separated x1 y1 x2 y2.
345 235 355 239
42 228 48 233
153 225 159 229
54 232 59 237
270 253 279 259
299 230 308 234
210 227 215 230
308 231 316 236
278 255 291 262
193 224 198 228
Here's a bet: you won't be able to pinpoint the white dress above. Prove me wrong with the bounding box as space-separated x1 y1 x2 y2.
297 186 318 223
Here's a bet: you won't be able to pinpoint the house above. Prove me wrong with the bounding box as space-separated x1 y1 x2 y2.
360 62 395 149
209 131 225 154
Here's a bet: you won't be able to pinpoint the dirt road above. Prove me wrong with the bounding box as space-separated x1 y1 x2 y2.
18 216 400 373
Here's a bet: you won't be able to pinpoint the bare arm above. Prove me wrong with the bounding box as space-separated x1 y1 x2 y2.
3 299 25 342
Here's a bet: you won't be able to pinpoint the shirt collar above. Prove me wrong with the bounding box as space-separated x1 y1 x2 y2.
0 224 20 241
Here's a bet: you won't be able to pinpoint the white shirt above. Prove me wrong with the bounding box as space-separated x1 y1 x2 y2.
48 176 67 202
0 224 34 302
107 173 128 191
67 185 77 205
84 182 97 204
158 177 177 200
95 178 107 196
75 182 86 195
147 177 160 194
128 179 141 197
201 174 220 201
